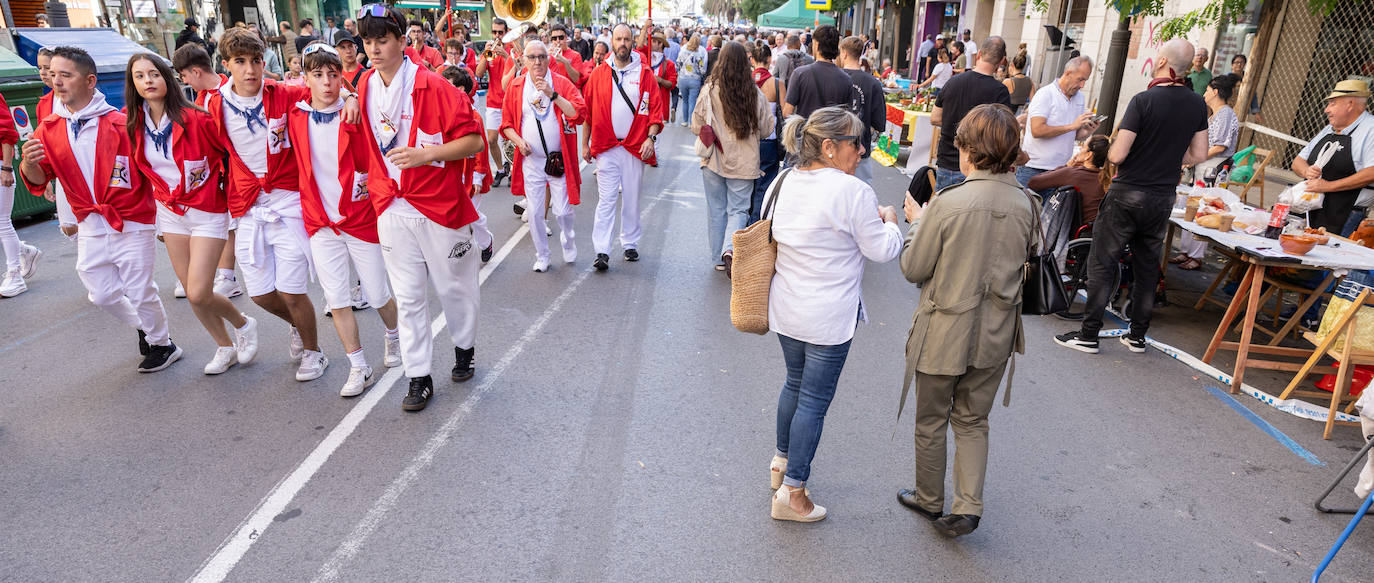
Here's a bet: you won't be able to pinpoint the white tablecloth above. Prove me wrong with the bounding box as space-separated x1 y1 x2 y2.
1172 215 1374 272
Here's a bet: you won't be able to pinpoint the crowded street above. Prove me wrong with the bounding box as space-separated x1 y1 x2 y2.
2 125 1372 582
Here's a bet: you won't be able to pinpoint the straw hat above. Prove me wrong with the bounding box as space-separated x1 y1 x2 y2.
1325 79 1372 101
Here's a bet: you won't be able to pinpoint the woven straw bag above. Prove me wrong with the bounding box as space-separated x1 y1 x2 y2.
731 170 792 335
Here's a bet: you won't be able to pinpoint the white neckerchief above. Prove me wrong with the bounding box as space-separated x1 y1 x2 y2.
56 90 116 136
296 96 346 117
523 69 555 120
373 59 417 151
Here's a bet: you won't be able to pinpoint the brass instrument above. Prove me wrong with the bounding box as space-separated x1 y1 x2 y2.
492 0 549 43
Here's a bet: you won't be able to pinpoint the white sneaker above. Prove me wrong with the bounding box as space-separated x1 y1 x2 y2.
296 350 329 381
19 243 41 279
339 365 375 397
0 270 27 297
234 315 259 364
213 274 243 298
533 257 550 272
383 335 402 368
203 346 238 375
289 327 305 361
521 207 531 223
174 280 187 298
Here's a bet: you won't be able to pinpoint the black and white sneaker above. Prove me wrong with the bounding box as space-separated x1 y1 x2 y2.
1120 334 1148 353
481 243 494 263
593 253 610 272
402 375 434 412
1053 331 1100 354
138 341 183 372
452 347 475 382
138 330 150 356
624 248 640 262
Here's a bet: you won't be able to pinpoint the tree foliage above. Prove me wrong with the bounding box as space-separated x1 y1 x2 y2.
742 0 786 22
1027 0 1353 41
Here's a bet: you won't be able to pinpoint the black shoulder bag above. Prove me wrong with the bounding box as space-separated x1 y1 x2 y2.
533 102 565 177
1021 187 1069 315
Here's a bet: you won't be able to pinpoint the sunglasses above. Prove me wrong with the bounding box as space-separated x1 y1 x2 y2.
357 3 404 28
830 135 862 146
302 43 339 57
550 34 566 40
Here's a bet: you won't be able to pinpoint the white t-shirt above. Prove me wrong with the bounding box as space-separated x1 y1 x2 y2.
143 107 181 194
220 84 268 176
930 63 953 89
1022 80 1086 170
307 106 345 223
609 54 642 140
521 73 562 158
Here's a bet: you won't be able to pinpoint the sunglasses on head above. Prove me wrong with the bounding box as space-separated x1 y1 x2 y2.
302 43 339 57
357 3 404 27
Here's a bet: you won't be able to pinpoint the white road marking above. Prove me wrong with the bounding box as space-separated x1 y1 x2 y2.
186 223 529 583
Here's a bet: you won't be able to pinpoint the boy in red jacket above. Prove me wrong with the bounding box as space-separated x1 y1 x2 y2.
356 4 486 412
288 43 402 398
19 46 181 372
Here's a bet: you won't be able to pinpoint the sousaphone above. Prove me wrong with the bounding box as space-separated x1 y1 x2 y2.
492 0 549 43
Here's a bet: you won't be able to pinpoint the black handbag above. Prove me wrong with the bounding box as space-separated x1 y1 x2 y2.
1021 188 1069 315
533 109 565 177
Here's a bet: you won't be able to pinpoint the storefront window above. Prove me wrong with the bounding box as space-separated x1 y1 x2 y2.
1211 0 1263 75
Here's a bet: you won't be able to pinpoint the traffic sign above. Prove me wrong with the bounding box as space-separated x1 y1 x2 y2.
805 0 831 10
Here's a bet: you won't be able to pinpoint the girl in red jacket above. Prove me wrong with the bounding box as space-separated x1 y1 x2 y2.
125 53 259 375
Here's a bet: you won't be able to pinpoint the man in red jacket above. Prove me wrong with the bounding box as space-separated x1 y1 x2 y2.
581 23 665 272
35 47 79 235
18 46 181 372
407 20 444 70
357 4 486 412
475 18 515 186
548 23 584 88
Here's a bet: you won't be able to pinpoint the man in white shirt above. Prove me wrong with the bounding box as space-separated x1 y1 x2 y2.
1017 56 1099 188
961 30 978 63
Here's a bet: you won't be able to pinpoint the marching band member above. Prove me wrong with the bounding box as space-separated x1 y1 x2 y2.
474 18 514 186
19 46 181 372
500 40 587 272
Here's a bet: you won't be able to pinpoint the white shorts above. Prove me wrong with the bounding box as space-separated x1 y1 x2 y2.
156 203 230 239
310 230 393 310
484 106 503 130
234 210 312 296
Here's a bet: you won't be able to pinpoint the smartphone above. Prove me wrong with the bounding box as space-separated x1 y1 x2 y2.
1091 114 1107 124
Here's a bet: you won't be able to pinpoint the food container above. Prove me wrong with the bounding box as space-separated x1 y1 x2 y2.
1184 200 1200 221
1218 214 1235 232
1279 233 1319 256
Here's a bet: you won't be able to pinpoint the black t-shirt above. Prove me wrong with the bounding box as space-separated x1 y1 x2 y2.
845 67 887 159
786 61 855 120
934 70 1012 171
1115 85 1208 192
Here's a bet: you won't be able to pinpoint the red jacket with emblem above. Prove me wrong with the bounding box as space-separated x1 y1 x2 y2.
204 79 311 217
582 56 666 163
356 66 483 230
500 72 587 204
0 93 19 145
21 110 153 230
129 107 228 214
287 106 379 242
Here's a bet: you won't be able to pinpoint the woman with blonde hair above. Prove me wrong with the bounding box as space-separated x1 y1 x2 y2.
764 107 903 522
676 33 708 128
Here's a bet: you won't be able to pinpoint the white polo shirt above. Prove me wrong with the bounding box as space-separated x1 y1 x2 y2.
1021 79 1087 171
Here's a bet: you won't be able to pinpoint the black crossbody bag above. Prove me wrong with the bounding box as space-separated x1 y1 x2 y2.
533 112 565 177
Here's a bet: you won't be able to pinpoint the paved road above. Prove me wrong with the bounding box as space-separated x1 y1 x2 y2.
2 125 1372 582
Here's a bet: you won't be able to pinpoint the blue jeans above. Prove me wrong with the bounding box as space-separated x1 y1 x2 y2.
935 166 966 190
751 139 781 224
1015 165 1049 188
776 334 853 487
703 167 753 262
678 75 703 125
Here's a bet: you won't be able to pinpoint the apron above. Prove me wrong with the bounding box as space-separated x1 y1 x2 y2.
1308 126 1361 234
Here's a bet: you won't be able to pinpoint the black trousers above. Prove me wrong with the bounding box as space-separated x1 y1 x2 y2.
1080 187 1174 339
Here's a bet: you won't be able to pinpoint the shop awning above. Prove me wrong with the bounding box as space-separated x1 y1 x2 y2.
757 0 835 30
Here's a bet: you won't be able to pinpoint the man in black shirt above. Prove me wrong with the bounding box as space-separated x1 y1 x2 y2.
931 36 1013 189
784 25 854 121
1055 38 1209 355
839 35 886 184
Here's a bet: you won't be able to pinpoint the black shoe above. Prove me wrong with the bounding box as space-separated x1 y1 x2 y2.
452 347 475 382
1054 331 1100 354
137 341 183 373
624 248 639 262
402 375 433 411
593 253 609 272
513 201 525 216
1120 334 1148 353
722 253 733 279
137 330 150 356
481 243 494 263
897 489 942 521
933 514 980 537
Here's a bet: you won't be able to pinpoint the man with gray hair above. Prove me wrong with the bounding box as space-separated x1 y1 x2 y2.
771 34 814 91
1292 79 1374 235
1056 38 1209 355
1187 46 1212 95
1017 56 1100 187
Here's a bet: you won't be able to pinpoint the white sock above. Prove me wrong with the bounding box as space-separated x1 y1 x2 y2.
218 268 235 281
235 314 251 331
385 328 399 340
347 348 367 368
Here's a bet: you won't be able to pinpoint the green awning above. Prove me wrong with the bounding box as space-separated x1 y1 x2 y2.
757 0 835 29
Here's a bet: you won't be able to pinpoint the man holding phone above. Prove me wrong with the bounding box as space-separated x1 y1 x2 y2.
1017 56 1099 188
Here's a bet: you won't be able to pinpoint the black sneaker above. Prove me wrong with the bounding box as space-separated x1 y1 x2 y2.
481 243 494 263
402 375 434 411
137 341 183 373
933 514 980 537
137 330 150 356
1120 334 1148 353
1054 331 1100 354
624 248 640 262
897 489 942 521
452 346 475 382
593 253 610 272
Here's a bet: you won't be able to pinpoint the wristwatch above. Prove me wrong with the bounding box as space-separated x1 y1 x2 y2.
649 135 657 142
0 166 11 172
549 90 559 103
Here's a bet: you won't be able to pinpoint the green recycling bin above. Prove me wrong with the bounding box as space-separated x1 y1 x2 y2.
0 45 53 221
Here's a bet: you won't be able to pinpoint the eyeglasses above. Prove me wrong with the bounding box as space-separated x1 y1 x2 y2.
525 53 548 61
302 43 339 57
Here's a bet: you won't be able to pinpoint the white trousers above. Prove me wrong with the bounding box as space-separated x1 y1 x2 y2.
310 230 393 310
1179 232 1208 260
0 183 19 272
471 190 493 251
592 146 645 255
54 181 77 227
76 229 170 345
522 155 576 262
378 210 480 378
234 191 312 297
1357 415 1374 499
